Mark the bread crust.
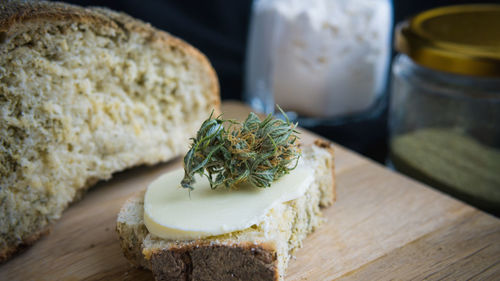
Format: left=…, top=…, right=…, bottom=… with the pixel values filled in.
left=0, top=0, right=220, bottom=262
left=0, top=225, right=51, bottom=262
left=150, top=242, right=279, bottom=281
left=314, top=139, right=336, bottom=203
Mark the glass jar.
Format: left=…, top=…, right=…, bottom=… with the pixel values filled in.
left=244, top=0, right=393, bottom=125
left=389, top=5, right=500, bottom=214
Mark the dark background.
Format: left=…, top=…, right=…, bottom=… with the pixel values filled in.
left=62, top=0, right=500, bottom=163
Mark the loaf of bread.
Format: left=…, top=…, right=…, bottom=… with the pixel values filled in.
left=0, top=0, right=219, bottom=262
left=116, top=141, right=335, bottom=281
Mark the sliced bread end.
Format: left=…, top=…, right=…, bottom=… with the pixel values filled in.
left=0, top=0, right=219, bottom=262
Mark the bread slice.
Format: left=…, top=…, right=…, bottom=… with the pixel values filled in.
left=116, top=140, right=335, bottom=281
left=0, top=1, right=219, bottom=262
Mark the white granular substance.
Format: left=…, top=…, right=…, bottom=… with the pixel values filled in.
left=246, top=0, right=392, bottom=118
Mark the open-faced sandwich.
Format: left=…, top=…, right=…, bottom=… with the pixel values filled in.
left=117, top=111, right=336, bottom=281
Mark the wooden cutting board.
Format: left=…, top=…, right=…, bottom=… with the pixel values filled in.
left=1, top=101, right=499, bottom=280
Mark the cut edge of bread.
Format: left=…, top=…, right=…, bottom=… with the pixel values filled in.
left=0, top=1, right=220, bottom=109
left=0, top=0, right=220, bottom=262
left=116, top=140, right=336, bottom=281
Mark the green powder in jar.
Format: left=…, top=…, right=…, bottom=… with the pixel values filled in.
left=391, top=128, right=500, bottom=213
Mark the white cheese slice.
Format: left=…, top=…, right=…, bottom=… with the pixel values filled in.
left=144, top=160, right=314, bottom=240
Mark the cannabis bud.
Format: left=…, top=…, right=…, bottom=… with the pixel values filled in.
left=181, top=108, right=301, bottom=190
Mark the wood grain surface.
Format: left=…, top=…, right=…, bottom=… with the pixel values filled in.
left=1, top=101, right=499, bottom=281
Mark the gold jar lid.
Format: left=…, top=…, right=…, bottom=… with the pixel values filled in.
left=395, top=4, right=500, bottom=77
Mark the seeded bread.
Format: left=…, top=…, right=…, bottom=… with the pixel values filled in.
left=0, top=0, right=220, bottom=262
left=116, top=140, right=335, bottom=281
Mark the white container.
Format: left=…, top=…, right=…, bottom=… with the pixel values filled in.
left=244, top=0, right=393, bottom=121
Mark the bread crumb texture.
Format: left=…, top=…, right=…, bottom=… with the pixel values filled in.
left=0, top=1, right=219, bottom=260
